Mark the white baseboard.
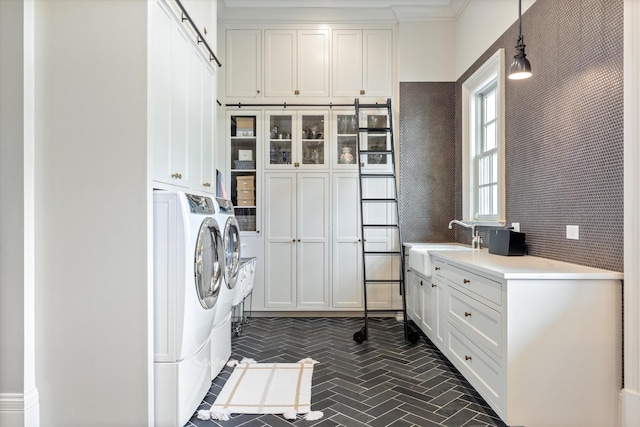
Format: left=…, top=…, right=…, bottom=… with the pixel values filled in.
left=621, top=389, right=640, bottom=427
left=0, top=389, right=40, bottom=427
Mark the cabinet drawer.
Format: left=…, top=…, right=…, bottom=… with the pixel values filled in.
left=432, top=258, right=446, bottom=280
left=444, top=264, right=502, bottom=306
left=448, top=325, right=502, bottom=412
left=448, top=287, right=502, bottom=358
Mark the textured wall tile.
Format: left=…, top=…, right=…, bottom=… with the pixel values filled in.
left=399, top=82, right=457, bottom=243
left=454, top=0, right=624, bottom=271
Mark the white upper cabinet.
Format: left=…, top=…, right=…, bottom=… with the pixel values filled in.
left=226, top=30, right=262, bottom=98
left=150, top=0, right=218, bottom=192
left=264, top=29, right=329, bottom=97
left=332, top=29, right=393, bottom=98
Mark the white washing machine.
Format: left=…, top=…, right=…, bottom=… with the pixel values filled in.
left=153, top=190, right=223, bottom=427
left=209, top=197, right=241, bottom=379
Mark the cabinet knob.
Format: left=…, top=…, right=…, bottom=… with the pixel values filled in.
left=435, top=266, right=441, bottom=271
left=464, top=311, right=472, bottom=317
left=360, top=89, right=365, bottom=95
left=171, top=173, right=182, bottom=179
left=257, top=89, right=261, bottom=94
left=256, top=230, right=260, bottom=234
left=202, top=182, right=211, bottom=187
left=431, top=283, right=436, bottom=288
left=292, top=239, right=296, bottom=242
left=294, top=89, right=300, bottom=95
left=463, top=278, right=471, bottom=284
left=297, top=239, right=301, bottom=242
left=203, top=26, right=208, bottom=36
left=294, top=162, right=300, bottom=167
left=419, top=280, right=423, bottom=286
left=465, top=355, right=472, bottom=361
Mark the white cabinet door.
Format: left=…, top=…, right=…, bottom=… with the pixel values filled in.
left=265, top=30, right=329, bottom=97
left=420, top=274, right=436, bottom=336
left=297, top=30, right=329, bottom=97
left=151, top=0, right=189, bottom=187
left=226, top=29, right=261, bottom=98
left=187, top=44, right=204, bottom=190
left=363, top=30, right=393, bottom=97
left=265, top=30, right=296, bottom=97
left=362, top=178, right=402, bottom=309
left=332, top=30, right=363, bottom=97
left=199, top=63, right=216, bottom=192
left=264, top=172, right=329, bottom=310
left=264, top=173, right=297, bottom=308
left=332, top=29, right=393, bottom=98
left=150, top=0, right=173, bottom=185
left=332, top=173, right=362, bottom=308
left=265, top=111, right=329, bottom=170
left=297, top=173, right=329, bottom=308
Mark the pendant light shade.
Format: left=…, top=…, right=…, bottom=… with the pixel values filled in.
left=508, top=0, right=532, bottom=80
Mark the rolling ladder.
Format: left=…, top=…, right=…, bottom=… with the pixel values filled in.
left=352, top=98, right=420, bottom=344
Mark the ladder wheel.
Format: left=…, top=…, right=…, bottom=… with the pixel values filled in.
left=407, top=327, right=420, bottom=344
left=353, top=327, right=366, bottom=344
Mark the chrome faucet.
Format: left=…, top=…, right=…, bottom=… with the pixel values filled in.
left=448, top=220, right=481, bottom=249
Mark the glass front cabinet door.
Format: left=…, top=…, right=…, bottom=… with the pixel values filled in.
left=228, top=112, right=260, bottom=233
left=332, top=111, right=358, bottom=168
left=265, top=111, right=328, bottom=170
left=359, top=110, right=392, bottom=171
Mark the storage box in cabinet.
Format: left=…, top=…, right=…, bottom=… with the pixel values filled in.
left=236, top=214, right=256, bottom=230
left=444, top=264, right=502, bottom=306
left=236, top=176, right=255, bottom=190
left=238, top=149, right=253, bottom=161
left=236, top=199, right=255, bottom=207
left=234, top=160, right=255, bottom=169
left=448, top=286, right=502, bottom=358
left=236, top=117, right=254, bottom=136
left=236, top=189, right=254, bottom=200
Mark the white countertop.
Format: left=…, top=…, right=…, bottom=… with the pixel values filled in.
left=404, top=242, right=623, bottom=280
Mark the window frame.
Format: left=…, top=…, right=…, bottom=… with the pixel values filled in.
left=461, top=49, right=506, bottom=226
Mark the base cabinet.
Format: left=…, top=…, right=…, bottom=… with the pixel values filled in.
left=424, top=252, right=622, bottom=427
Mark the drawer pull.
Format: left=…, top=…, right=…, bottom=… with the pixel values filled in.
left=420, top=280, right=423, bottom=287
left=171, top=173, right=182, bottom=179
left=431, top=283, right=436, bottom=288
left=435, top=266, right=441, bottom=271
left=463, top=278, right=471, bottom=284
left=464, top=311, right=472, bottom=317
left=465, top=355, right=472, bottom=361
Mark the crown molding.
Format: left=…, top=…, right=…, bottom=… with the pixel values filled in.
left=218, top=0, right=471, bottom=23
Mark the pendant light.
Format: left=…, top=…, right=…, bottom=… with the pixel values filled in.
left=509, top=0, right=532, bottom=80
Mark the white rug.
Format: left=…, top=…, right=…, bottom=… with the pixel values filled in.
left=197, top=358, right=323, bottom=421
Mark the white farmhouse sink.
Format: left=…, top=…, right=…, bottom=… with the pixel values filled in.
left=408, top=244, right=474, bottom=277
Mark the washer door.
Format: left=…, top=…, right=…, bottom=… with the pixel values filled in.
left=223, top=216, right=241, bottom=290
left=194, top=217, right=223, bottom=309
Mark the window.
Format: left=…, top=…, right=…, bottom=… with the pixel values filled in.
left=462, top=49, right=505, bottom=225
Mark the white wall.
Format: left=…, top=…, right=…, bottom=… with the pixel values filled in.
left=455, top=0, right=535, bottom=79
left=34, top=1, right=151, bottom=425
left=398, top=20, right=456, bottom=81
left=0, top=0, right=39, bottom=425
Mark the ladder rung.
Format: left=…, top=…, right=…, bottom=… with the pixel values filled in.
left=362, top=198, right=397, bottom=203
left=358, top=103, right=390, bottom=109
left=365, top=279, right=403, bottom=284
left=360, top=173, right=395, bottom=178
left=359, top=150, right=393, bottom=155
left=364, top=250, right=401, bottom=255
left=359, top=127, right=391, bottom=133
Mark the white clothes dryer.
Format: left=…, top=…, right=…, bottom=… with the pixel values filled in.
left=153, top=190, right=223, bottom=427
left=210, top=197, right=241, bottom=379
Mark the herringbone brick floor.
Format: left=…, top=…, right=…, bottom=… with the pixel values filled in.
left=186, top=317, right=507, bottom=427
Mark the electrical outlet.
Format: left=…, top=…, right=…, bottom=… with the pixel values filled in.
left=566, top=225, right=579, bottom=240
left=512, top=222, right=520, bottom=232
